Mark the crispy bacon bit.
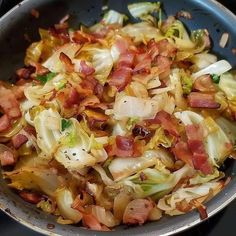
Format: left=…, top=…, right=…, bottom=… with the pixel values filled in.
left=0, top=150, right=15, bottom=166
left=156, top=39, right=177, bottom=58
left=19, top=191, right=42, bottom=204
left=82, top=213, right=104, bottom=231
left=0, top=86, right=21, bottom=119
left=123, top=199, right=154, bottom=225
left=186, top=124, right=213, bottom=175
left=133, top=53, right=152, bottom=74
left=106, top=135, right=143, bottom=157
left=108, top=67, right=132, bottom=91
left=31, top=9, right=39, bottom=18
left=155, top=56, right=172, bottom=79
left=16, top=67, right=35, bottom=80
left=193, top=75, right=216, bottom=92
left=176, top=199, right=192, bottom=212
left=116, top=135, right=134, bottom=152
left=59, top=52, right=74, bottom=72
left=114, top=37, right=132, bottom=54
left=80, top=61, right=95, bottom=76
left=188, top=92, right=220, bottom=109
left=72, top=31, right=96, bottom=44
left=12, top=134, right=28, bottom=149
left=147, top=39, right=159, bottom=60
left=148, top=111, right=179, bottom=137
left=172, top=141, right=193, bottom=167
left=64, top=87, right=80, bottom=108
left=117, top=53, right=135, bottom=68
left=0, top=115, right=11, bottom=132
left=30, top=62, right=49, bottom=75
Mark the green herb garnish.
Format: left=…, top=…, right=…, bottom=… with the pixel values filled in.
left=211, top=74, right=220, bottom=84
left=61, top=119, right=72, bottom=132
left=36, top=72, right=57, bottom=85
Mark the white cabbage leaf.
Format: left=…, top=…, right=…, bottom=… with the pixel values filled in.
left=34, top=109, right=63, bottom=155
left=109, top=150, right=179, bottom=181
left=122, top=164, right=194, bottom=199
left=74, top=44, right=113, bottom=84
left=158, top=181, right=224, bottom=216
left=128, top=2, right=160, bottom=19
left=24, top=73, right=66, bottom=105
left=43, top=43, right=81, bottom=73
left=121, top=22, right=163, bottom=44
left=55, top=187, right=82, bottom=223
left=4, top=167, right=60, bottom=197
left=219, top=73, right=236, bottom=101
left=103, top=9, right=127, bottom=25
left=112, top=95, right=161, bottom=120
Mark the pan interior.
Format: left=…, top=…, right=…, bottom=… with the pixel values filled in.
left=0, top=0, right=236, bottom=235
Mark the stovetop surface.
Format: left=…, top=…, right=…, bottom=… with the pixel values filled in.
left=0, top=0, right=236, bottom=235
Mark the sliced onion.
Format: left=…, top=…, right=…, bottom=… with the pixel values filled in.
left=91, top=205, right=119, bottom=227
left=192, top=60, right=232, bottom=80
left=113, top=191, right=132, bottom=221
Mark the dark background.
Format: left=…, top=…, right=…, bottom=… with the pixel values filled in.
left=0, top=0, right=236, bottom=235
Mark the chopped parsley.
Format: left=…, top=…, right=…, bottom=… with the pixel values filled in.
left=211, top=74, right=220, bottom=84
left=61, top=119, right=72, bottom=132
left=36, top=72, right=57, bottom=85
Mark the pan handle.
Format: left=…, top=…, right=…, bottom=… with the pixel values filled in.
left=0, top=0, right=22, bottom=17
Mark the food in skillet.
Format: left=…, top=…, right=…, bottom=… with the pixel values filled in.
left=0, top=1, right=236, bottom=230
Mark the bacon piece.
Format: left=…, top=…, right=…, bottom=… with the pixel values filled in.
left=133, top=53, right=152, bottom=74
left=108, top=67, right=132, bottom=91
left=80, top=61, right=95, bottom=76
left=16, top=67, right=35, bottom=80
left=12, top=134, right=28, bottom=149
left=185, top=124, right=213, bottom=174
left=0, top=150, right=15, bottom=166
left=19, top=191, right=42, bottom=204
left=148, top=111, right=179, bottom=137
left=72, top=31, right=96, bottom=44
left=172, top=141, right=193, bottom=167
left=147, top=39, right=159, bottom=60
left=193, top=75, right=216, bottom=92
left=59, top=52, right=74, bottom=72
left=82, top=213, right=104, bottom=231
left=156, top=39, right=177, bottom=58
left=188, top=92, right=220, bottom=109
left=64, top=87, right=80, bottom=108
left=114, top=37, right=132, bottom=54
left=123, top=199, right=154, bottom=225
left=29, top=62, right=49, bottom=75
left=0, top=115, right=11, bottom=132
left=185, top=124, right=204, bottom=141
left=192, top=152, right=212, bottom=175
left=106, top=136, right=143, bottom=157
left=116, top=135, right=134, bottom=153
left=155, top=56, right=172, bottom=79
left=80, top=76, right=98, bottom=93
left=117, top=53, right=135, bottom=68
left=49, top=27, right=70, bottom=43
left=0, top=86, right=21, bottom=119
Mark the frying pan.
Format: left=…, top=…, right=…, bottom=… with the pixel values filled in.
left=0, top=0, right=236, bottom=235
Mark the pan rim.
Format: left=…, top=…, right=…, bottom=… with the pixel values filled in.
left=0, top=0, right=236, bottom=235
